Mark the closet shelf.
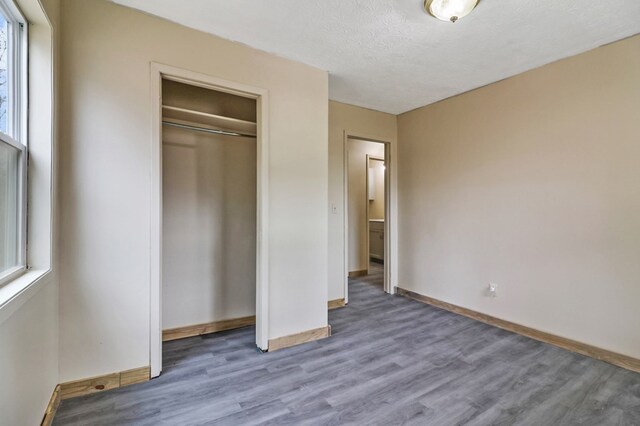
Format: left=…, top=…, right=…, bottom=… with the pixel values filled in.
left=162, top=105, right=256, bottom=135
left=163, top=118, right=256, bottom=138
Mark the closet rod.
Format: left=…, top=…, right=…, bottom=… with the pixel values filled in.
left=162, top=120, right=256, bottom=138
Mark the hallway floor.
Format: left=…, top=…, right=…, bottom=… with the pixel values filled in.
left=53, top=270, right=640, bottom=425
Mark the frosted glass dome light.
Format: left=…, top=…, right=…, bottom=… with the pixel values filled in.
left=425, top=0, right=479, bottom=23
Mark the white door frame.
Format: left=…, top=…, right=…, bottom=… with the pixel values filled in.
left=343, top=132, right=395, bottom=303
left=150, top=63, right=270, bottom=377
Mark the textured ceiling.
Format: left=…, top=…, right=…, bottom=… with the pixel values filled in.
left=111, top=0, right=640, bottom=114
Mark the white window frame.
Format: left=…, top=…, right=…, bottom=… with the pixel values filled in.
left=0, top=0, right=27, bottom=288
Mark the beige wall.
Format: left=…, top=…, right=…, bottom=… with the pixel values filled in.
left=347, top=139, right=384, bottom=272
left=328, top=101, right=397, bottom=301
left=398, top=35, right=640, bottom=358
left=58, top=0, right=328, bottom=382
left=0, top=276, right=58, bottom=426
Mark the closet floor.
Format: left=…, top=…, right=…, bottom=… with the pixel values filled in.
left=53, top=271, right=639, bottom=425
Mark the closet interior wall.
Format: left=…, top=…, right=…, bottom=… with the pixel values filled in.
left=161, top=79, right=257, bottom=333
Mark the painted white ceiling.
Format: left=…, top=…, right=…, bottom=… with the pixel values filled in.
left=111, top=0, right=640, bottom=114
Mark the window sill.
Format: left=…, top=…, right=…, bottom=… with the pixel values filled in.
left=0, top=268, right=52, bottom=326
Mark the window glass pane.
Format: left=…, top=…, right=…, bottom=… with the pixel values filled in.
left=0, top=141, right=19, bottom=274
left=0, top=12, right=7, bottom=135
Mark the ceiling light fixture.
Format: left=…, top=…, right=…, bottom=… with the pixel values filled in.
left=424, top=0, right=479, bottom=23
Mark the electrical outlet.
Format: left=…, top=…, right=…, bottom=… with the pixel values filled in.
left=487, top=282, right=498, bottom=297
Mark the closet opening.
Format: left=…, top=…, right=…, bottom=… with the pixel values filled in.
left=161, top=78, right=257, bottom=346
left=150, top=65, right=271, bottom=378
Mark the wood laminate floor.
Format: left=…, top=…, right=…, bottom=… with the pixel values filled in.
left=53, top=266, right=640, bottom=425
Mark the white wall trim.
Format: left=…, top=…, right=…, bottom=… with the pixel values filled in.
left=149, top=63, right=270, bottom=377
left=343, top=131, right=397, bottom=300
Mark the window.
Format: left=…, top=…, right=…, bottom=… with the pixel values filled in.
left=0, top=0, right=25, bottom=286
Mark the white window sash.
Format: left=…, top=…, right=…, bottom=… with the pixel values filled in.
left=0, top=0, right=27, bottom=287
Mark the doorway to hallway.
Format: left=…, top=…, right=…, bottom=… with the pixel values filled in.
left=345, top=138, right=388, bottom=297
